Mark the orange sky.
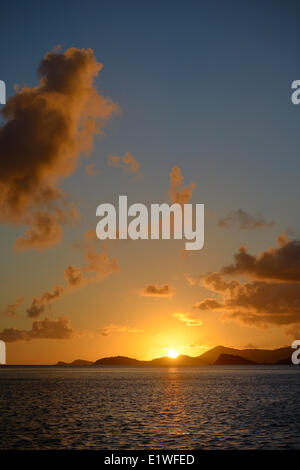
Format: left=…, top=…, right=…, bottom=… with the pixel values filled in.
left=0, top=46, right=298, bottom=364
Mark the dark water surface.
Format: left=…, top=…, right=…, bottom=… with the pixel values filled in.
left=0, top=366, right=299, bottom=449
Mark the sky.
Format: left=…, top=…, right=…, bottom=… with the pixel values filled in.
left=1, top=0, right=300, bottom=364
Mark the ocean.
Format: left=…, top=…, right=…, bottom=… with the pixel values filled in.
left=0, top=365, right=299, bottom=450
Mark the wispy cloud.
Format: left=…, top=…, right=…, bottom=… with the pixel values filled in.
left=85, top=163, right=101, bottom=176
left=173, top=311, right=203, bottom=326
left=98, top=324, right=143, bottom=336
left=25, top=231, right=119, bottom=318
left=169, top=166, right=196, bottom=204
left=1, top=297, right=24, bottom=318
left=107, top=152, right=143, bottom=180
left=218, top=209, right=275, bottom=230
left=140, top=284, right=175, bottom=298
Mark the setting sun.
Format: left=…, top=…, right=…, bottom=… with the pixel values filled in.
left=167, top=349, right=179, bottom=359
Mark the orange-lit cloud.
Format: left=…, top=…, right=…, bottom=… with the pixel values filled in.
left=85, top=163, right=101, bottom=176
left=169, top=166, right=196, bottom=204
left=25, top=232, right=119, bottom=318
left=218, top=209, right=275, bottom=230
left=0, top=316, right=74, bottom=342
left=27, top=285, right=65, bottom=318
left=98, top=324, right=143, bottom=336
left=173, top=311, right=203, bottom=326
left=0, top=47, right=118, bottom=250
left=140, top=284, right=175, bottom=297
left=193, top=273, right=300, bottom=329
left=193, top=298, right=223, bottom=310
left=222, top=236, right=300, bottom=283
left=107, top=152, right=143, bottom=180
left=2, top=297, right=24, bottom=318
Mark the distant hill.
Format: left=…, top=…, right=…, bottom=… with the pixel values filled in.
left=214, top=353, right=257, bottom=365
left=56, top=359, right=93, bottom=366
left=197, top=345, right=292, bottom=365
left=55, top=345, right=294, bottom=367
left=94, top=356, right=141, bottom=366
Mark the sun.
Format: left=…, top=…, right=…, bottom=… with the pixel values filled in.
left=167, top=349, right=179, bottom=359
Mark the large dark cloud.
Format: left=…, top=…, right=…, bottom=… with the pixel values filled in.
left=0, top=47, right=118, bottom=250
left=0, top=317, right=74, bottom=342
left=193, top=272, right=300, bottom=329
left=222, top=236, right=300, bottom=283
left=190, top=235, right=300, bottom=333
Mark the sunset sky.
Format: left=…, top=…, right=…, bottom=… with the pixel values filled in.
left=1, top=1, right=300, bottom=364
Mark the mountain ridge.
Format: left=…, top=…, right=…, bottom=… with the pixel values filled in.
left=55, top=345, right=293, bottom=366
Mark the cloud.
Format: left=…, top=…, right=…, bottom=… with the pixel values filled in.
left=64, top=265, right=83, bottom=288
left=190, top=235, right=300, bottom=333
left=107, top=152, right=143, bottom=180
left=140, top=284, right=175, bottom=297
left=195, top=272, right=300, bottom=328
left=15, top=212, right=63, bottom=251
left=218, top=209, right=275, bottom=230
left=23, top=232, right=119, bottom=318
left=284, top=324, right=300, bottom=339
left=193, top=298, right=223, bottom=310
left=14, top=210, right=77, bottom=251
left=173, top=311, right=203, bottom=326
left=26, top=285, right=65, bottom=318
left=1, top=297, right=24, bottom=318
left=98, top=324, right=143, bottom=336
left=222, top=236, right=300, bottom=283
left=169, top=166, right=196, bottom=204
left=0, top=316, right=74, bottom=342
left=85, top=163, right=101, bottom=176
left=65, top=237, right=119, bottom=289
left=0, top=47, right=118, bottom=250
left=201, top=271, right=240, bottom=293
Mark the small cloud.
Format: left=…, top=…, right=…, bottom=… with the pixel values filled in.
left=169, top=166, right=196, bottom=204
left=277, top=231, right=290, bottom=247
left=107, top=152, right=143, bottom=180
left=193, top=298, right=223, bottom=310
left=218, top=209, right=275, bottom=230
left=140, top=284, right=175, bottom=298
left=64, top=265, right=83, bottom=288
left=98, top=324, right=143, bottom=337
left=2, top=297, right=24, bottom=318
left=173, top=311, right=203, bottom=326
left=26, top=285, right=65, bottom=318
left=86, top=163, right=101, bottom=176
left=185, top=273, right=202, bottom=286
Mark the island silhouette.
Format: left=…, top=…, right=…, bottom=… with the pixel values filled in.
left=55, top=345, right=294, bottom=367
